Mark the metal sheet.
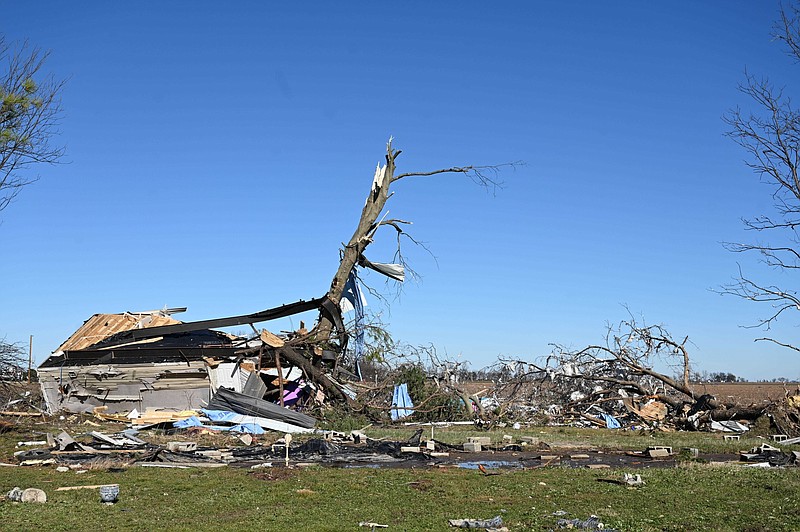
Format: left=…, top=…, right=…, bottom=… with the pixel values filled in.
left=206, top=386, right=316, bottom=429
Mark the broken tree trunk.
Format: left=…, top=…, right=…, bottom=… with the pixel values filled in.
left=313, top=143, right=398, bottom=343
left=312, top=139, right=504, bottom=346
left=278, top=346, right=353, bottom=406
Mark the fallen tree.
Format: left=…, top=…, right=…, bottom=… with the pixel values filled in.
left=498, top=317, right=769, bottom=429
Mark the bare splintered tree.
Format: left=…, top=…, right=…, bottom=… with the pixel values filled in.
left=540, top=318, right=696, bottom=411
left=1, top=36, right=65, bottom=213
left=312, top=139, right=513, bottom=345
left=721, top=3, right=800, bottom=351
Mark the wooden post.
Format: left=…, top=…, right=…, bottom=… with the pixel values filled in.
left=275, top=351, right=285, bottom=407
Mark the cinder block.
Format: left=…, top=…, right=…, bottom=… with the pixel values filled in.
left=195, top=450, right=222, bottom=458
left=463, top=442, right=482, bottom=452
left=647, top=446, right=672, bottom=455
left=167, top=441, right=197, bottom=452
left=468, top=437, right=491, bottom=446
left=647, top=448, right=670, bottom=458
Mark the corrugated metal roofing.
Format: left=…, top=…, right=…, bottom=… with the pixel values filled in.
left=55, top=313, right=181, bottom=352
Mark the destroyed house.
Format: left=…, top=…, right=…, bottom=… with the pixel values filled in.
left=37, top=298, right=330, bottom=415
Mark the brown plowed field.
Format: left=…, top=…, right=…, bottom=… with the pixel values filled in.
left=690, top=382, right=799, bottom=404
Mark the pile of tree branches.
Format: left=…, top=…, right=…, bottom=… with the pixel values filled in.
left=494, top=317, right=769, bottom=430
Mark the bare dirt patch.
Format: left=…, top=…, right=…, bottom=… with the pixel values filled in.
left=690, top=382, right=799, bottom=405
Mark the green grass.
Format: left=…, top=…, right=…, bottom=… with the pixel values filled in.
left=2, top=419, right=799, bottom=530
left=1, top=463, right=799, bottom=531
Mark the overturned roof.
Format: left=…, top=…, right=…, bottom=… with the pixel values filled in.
left=54, top=311, right=184, bottom=352
left=40, top=298, right=336, bottom=369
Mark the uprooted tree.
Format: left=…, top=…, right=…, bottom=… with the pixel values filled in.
left=497, top=317, right=767, bottom=429
left=721, top=2, right=800, bottom=353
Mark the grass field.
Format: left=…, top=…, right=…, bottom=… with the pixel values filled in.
left=1, top=454, right=799, bottom=531
left=1, top=418, right=799, bottom=531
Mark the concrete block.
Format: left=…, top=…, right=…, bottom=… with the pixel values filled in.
left=772, top=434, right=789, bottom=442
left=723, top=435, right=740, bottom=441
left=195, top=450, right=221, bottom=458
left=468, top=437, right=491, bottom=446
left=463, top=442, right=482, bottom=452
left=520, top=436, right=539, bottom=445
left=425, top=440, right=435, bottom=451
left=167, top=441, right=197, bottom=452
left=647, top=448, right=670, bottom=458
left=647, top=446, right=672, bottom=455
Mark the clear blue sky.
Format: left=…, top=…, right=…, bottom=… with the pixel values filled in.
left=1, top=2, right=798, bottom=380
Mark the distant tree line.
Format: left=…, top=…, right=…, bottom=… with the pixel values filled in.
left=689, top=370, right=798, bottom=383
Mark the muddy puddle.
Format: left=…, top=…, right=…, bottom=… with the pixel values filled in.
left=228, top=438, right=747, bottom=470
left=237, top=447, right=740, bottom=470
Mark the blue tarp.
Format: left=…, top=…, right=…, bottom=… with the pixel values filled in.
left=227, top=423, right=266, bottom=434
left=600, top=413, right=621, bottom=429
left=391, top=383, right=414, bottom=421
left=173, top=416, right=203, bottom=428
left=343, top=270, right=366, bottom=372
left=202, top=409, right=239, bottom=423
left=172, top=413, right=265, bottom=434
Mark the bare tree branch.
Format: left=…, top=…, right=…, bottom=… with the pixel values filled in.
left=513, top=317, right=698, bottom=412
left=755, top=336, right=800, bottom=353
left=721, top=4, right=800, bottom=351
left=0, top=337, right=26, bottom=380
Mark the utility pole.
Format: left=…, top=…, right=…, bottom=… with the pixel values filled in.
left=28, top=335, right=33, bottom=384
